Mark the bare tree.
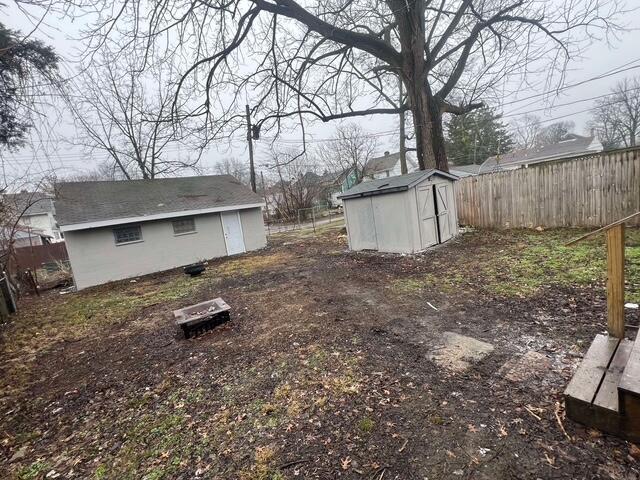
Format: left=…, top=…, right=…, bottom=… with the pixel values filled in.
left=69, top=50, right=202, bottom=179
left=510, top=114, right=540, bottom=149
left=44, top=161, right=125, bottom=186
left=54, top=0, right=624, bottom=172
left=0, top=180, right=52, bottom=294
left=267, top=149, right=322, bottom=218
left=590, top=77, right=640, bottom=148
left=536, top=121, right=575, bottom=146
left=511, top=115, right=575, bottom=149
left=316, top=123, right=377, bottom=182
left=213, top=157, right=250, bottom=184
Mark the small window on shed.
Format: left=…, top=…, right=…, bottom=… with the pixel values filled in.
left=113, top=225, right=142, bottom=245
left=172, top=217, right=196, bottom=235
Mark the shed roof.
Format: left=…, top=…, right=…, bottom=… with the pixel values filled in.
left=339, top=169, right=457, bottom=200
left=55, top=175, right=264, bottom=230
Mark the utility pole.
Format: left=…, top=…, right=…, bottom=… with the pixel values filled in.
left=245, top=104, right=257, bottom=192
left=260, top=171, right=271, bottom=224
left=473, top=132, right=478, bottom=165
left=398, top=76, right=407, bottom=174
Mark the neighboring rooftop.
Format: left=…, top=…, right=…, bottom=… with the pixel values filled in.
left=449, top=164, right=482, bottom=177
left=339, top=169, right=457, bottom=200
left=482, top=134, right=603, bottom=172
left=3, top=191, right=55, bottom=216
left=55, top=175, right=264, bottom=229
left=299, top=170, right=343, bottom=185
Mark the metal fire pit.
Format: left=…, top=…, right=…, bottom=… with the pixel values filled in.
left=173, top=298, right=231, bottom=338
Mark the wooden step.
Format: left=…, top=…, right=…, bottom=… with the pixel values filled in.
left=595, top=340, right=633, bottom=411
left=565, top=334, right=619, bottom=408
left=618, top=335, right=640, bottom=436
left=565, top=334, right=640, bottom=442
left=619, top=333, right=640, bottom=399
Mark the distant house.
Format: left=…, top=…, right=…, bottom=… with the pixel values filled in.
left=3, top=191, right=62, bottom=241
left=481, top=134, right=603, bottom=173
left=55, top=175, right=266, bottom=290
left=7, top=226, right=52, bottom=248
left=363, top=151, right=418, bottom=180
left=297, top=169, right=359, bottom=208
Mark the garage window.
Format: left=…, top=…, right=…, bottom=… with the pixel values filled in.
left=172, top=217, right=196, bottom=235
left=113, top=225, right=142, bottom=245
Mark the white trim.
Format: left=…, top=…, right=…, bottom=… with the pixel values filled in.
left=115, top=239, right=144, bottom=247
left=60, top=202, right=265, bottom=232
left=173, top=230, right=198, bottom=237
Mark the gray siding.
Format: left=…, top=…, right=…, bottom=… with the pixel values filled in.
left=240, top=207, right=267, bottom=251
left=371, top=192, right=413, bottom=253
left=344, top=197, right=377, bottom=250
left=66, top=208, right=265, bottom=290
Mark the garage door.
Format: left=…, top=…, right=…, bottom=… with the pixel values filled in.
left=416, top=185, right=438, bottom=249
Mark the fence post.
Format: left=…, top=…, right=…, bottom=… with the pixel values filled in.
left=0, top=287, right=8, bottom=323
left=606, top=223, right=625, bottom=338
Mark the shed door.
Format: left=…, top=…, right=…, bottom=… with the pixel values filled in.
left=416, top=186, right=438, bottom=249
left=436, top=184, right=453, bottom=243
left=221, top=211, right=246, bottom=255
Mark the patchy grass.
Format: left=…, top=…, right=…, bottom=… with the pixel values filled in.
left=358, top=417, right=375, bottom=434
left=239, top=446, right=283, bottom=480
left=275, top=220, right=345, bottom=240
left=391, top=229, right=640, bottom=300
left=216, top=252, right=293, bottom=276
left=0, top=271, right=220, bottom=399
left=0, top=250, right=298, bottom=399
left=17, top=461, right=50, bottom=480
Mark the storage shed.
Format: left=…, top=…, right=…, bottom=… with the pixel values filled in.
left=339, top=170, right=458, bottom=253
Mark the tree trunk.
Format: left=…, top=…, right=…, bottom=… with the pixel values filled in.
left=396, top=0, right=449, bottom=172
left=406, top=83, right=449, bottom=172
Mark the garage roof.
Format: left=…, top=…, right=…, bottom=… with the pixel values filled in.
left=338, top=169, right=457, bottom=200
left=55, top=175, right=264, bottom=231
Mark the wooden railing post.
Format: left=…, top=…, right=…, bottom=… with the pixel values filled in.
left=606, top=223, right=625, bottom=338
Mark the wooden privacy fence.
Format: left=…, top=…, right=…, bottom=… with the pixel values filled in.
left=13, top=242, right=69, bottom=272
left=455, top=147, right=640, bottom=228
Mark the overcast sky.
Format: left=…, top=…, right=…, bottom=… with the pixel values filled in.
left=3, top=2, right=640, bottom=185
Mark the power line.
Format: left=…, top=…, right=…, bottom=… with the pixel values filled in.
left=501, top=60, right=640, bottom=109
left=7, top=59, right=640, bottom=168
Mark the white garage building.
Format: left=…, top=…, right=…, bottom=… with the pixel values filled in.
left=55, top=175, right=266, bottom=290
left=339, top=169, right=458, bottom=253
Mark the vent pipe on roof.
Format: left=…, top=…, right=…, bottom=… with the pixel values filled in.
left=384, top=151, right=390, bottom=156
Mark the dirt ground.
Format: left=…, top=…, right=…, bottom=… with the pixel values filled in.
left=1, top=224, right=640, bottom=480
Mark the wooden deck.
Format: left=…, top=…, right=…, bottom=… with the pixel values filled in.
left=565, top=334, right=640, bottom=441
